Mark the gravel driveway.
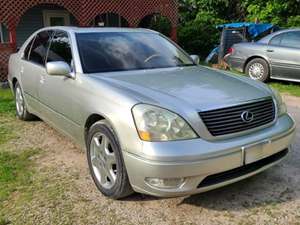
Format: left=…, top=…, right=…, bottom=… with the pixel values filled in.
left=3, top=95, right=300, bottom=225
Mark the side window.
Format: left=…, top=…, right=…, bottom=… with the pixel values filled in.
left=29, top=30, right=53, bottom=66
left=23, top=36, right=35, bottom=60
left=280, top=31, right=300, bottom=48
left=46, top=30, right=73, bottom=66
left=269, top=33, right=283, bottom=46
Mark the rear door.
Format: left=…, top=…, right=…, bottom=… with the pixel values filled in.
left=267, top=31, right=300, bottom=80
left=20, top=30, right=53, bottom=112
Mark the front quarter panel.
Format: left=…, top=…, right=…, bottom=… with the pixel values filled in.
left=8, top=53, right=21, bottom=88
left=73, top=75, right=143, bottom=154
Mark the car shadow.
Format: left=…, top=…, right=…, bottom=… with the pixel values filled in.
left=178, top=171, right=295, bottom=211
left=123, top=162, right=298, bottom=211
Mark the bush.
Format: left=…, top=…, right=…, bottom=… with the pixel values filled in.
left=287, top=16, right=300, bottom=27
left=178, top=11, right=225, bottom=58
left=148, top=16, right=172, bottom=37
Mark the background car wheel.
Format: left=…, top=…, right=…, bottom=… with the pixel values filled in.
left=87, top=121, right=133, bottom=199
left=245, top=58, right=270, bottom=82
left=14, top=82, right=35, bottom=121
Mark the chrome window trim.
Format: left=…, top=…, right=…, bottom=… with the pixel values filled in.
left=46, top=29, right=76, bottom=73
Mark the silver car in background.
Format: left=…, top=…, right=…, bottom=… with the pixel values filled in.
left=8, top=27, right=295, bottom=199
left=225, top=29, right=300, bottom=82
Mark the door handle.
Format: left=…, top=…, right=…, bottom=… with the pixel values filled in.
left=20, top=66, right=24, bottom=75
left=40, top=76, right=45, bottom=84
left=267, top=49, right=274, bottom=52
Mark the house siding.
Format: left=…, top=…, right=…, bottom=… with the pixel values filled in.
left=16, top=4, right=78, bottom=47
left=0, top=0, right=178, bottom=81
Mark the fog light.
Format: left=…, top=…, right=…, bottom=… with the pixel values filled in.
left=145, top=177, right=185, bottom=189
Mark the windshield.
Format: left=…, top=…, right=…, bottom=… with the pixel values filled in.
left=76, top=32, right=195, bottom=73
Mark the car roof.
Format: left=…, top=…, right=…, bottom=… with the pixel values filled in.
left=259, top=28, right=300, bottom=43
left=37, top=26, right=158, bottom=34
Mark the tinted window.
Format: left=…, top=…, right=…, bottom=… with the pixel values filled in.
left=23, top=37, right=35, bottom=60
left=270, top=33, right=283, bottom=46
left=76, top=32, right=195, bottom=73
left=281, top=31, right=300, bottom=48
left=47, top=30, right=72, bottom=65
left=29, top=31, right=53, bottom=65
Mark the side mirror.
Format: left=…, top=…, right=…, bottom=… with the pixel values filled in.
left=190, top=55, right=200, bottom=64
left=46, top=61, right=73, bottom=77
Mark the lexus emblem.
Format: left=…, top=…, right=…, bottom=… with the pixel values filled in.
left=241, top=111, right=254, bottom=123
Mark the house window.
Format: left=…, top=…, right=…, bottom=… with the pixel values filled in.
left=93, top=13, right=129, bottom=27
left=0, top=23, right=9, bottom=43
left=0, top=24, right=3, bottom=43
left=43, top=10, right=70, bottom=27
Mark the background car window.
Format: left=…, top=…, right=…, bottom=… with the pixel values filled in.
left=23, top=36, right=35, bottom=60
left=280, top=31, right=300, bottom=48
left=269, top=33, right=283, bottom=46
left=29, top=30, right=53, bottom=66
left=46, top=30, right=72, bottom=66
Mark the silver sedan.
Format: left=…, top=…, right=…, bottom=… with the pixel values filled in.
left=225, top=29, right=300, bottom=83
left=8, top=27, right=296, bottom=199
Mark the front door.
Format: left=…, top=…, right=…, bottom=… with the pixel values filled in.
left=38, top=30, right=81, bottom=140
left=267, top=31, right=300, bottom=80
left=43, top=10, right=70, bottom=27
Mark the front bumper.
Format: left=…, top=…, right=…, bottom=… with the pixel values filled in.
left=123, top=114, right=296, bottom=197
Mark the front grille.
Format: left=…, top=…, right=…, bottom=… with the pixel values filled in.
left=199, top=98, right=276, bottom=136
left=197, top=149, right=288, bottom=188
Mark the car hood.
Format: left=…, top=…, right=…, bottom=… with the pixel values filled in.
left=90, top=66, right=272, bottom=111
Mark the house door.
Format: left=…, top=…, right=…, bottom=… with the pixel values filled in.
left=43, top=10, right=70, bottom=27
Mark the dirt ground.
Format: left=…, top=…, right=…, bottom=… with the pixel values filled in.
left=3, top=95, right=300, bottom=225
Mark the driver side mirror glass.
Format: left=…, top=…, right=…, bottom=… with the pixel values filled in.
left=190, top=55, right=200, bottom=64
left=46, top=61, right=72, bottom=77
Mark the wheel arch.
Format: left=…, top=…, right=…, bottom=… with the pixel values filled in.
left=84, top=113, right=120, bottom=147
left=12, top=77, right=18, bottom=90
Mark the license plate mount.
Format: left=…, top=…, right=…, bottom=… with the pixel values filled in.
left=243, top=140, right=272, bottom=164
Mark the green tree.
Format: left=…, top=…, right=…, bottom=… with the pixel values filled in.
left=178, top=0, right=300, bottom=58
left=178, top=11, right=225, bottom=57
left=243, top=0, right=300, bottom=27
left=149, top=16, right=172, bottom=37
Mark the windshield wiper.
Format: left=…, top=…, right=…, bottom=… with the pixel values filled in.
left=179, top=63, right=196, bottom=67
left=173, top=56, right=195, bottom=67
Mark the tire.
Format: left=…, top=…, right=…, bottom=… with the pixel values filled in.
left=245, top=58, right=270, bottom=82
left=14, top=82, right=35, bottom=121
left=87, top=121, right=133, bottom=199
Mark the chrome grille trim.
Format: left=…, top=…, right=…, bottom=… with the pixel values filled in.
left=199, top=98, right=276, bottom=136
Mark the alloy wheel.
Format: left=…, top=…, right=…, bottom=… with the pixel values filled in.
left=90, top=132, right=117, bottom=189
left=15, top=86, right=24, bottom=116
left=248, top=63, right=265, bottom=80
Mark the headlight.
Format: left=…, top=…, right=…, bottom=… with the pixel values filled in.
left=132, top=104, right=198, bottom=141
left=272, top=88, right=287, bottom=116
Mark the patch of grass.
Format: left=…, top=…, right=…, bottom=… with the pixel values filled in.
left=0, top=124, right=15, bottom=145
left=0, top=88, right=17, bottom=145
left=269, top=81, right=300, bottom=97
left=0, top=148, right=39, bottom=225
left=0, top=89, right=15, bottom=117
left=1, top=166, right=77, bottom=225
left=0, top=218, right=10, bottom=225
left=0, top=149, right=39, bottom=202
